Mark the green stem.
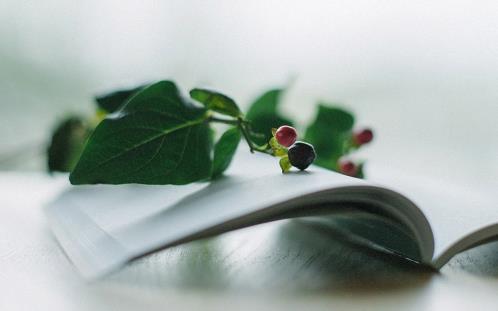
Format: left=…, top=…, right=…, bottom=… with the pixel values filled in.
left=237, top=122, right=255, bottom=153
left=238, top=120, right=272, bottom=155
left=209, top=115, right=272, bottom=155
left=208, top=116, right=239, bottom=125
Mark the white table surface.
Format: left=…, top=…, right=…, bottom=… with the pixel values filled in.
left=2, top=172, right=498, bottom=311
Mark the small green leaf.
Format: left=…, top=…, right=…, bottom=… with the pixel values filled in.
left=245, top=89, right=294, bottom=145
left=47, top=116, right=91, bottom=172
left=279, top=156, right=292, bottom=173
left=269, top=137, right=287, bottom=157
left=95, top=85, right=145, bottom=113
left=70, top=81, right=212, bottom=185
left=211, top=127, right=241, bottom=179
left=190, top=88, right=242, bottom=117
left=304, top=104, right=355, bottom=170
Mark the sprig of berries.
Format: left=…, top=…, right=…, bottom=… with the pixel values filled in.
left=338, top=158, right=358, bottom=176
left=335, top=127, right=374, bottom=177
left=269, top=126, right=316, bottom=173
left=353, top=128, right=374, bottom=146
left=47, top=80, right=375, bottom=185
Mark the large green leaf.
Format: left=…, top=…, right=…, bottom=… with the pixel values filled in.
left=304, top=104, right=355, bottom=170
left=189, top=88, right=242, bottom=117
left=95, top=85, right=145, bottom=113
left=211, top=127, right=241, bottom=179
left=245, top=89, right=294, bottom=145
left=70, top=81, right=212, bottom=185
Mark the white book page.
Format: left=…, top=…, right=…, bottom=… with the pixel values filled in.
left=46, top=150, right=429, bottom=279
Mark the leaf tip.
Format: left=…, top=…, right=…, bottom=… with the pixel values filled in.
left=68, top=172, right=80, bottom=185
left=68, top=166, right=88, bottom=185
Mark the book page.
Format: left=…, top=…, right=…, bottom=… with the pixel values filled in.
left=369, top=169, right=497, bottom=268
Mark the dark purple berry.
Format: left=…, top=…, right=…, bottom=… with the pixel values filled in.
left=353, top=128, right=374, bottom=146
left=275, top=125, right=297, bottom=147
left=287, top=141, right=316, bottom=170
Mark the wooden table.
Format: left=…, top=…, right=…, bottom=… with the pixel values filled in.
left=2, top=172, right=498, bottom=310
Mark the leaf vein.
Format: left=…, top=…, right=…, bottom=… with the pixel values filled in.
left=88, top=118, right=204, bottom=172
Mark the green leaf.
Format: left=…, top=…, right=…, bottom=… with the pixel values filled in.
left=95, top=85, right=145, bottom=113
left=47, top=116, right=91, bottom=172
left=211, top=127, right=241, bottom=179
left=279, top=156, right=292, bottom=173
left=245, top=89, right=294, bottom=145
left=304, top=104, right=355, bottom=170
left=70, top=81, right=212, bottom=185
left=190, top=88, right=242, bottom=117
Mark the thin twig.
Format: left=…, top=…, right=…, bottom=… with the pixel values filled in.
left=209, top=115, right=272, bottom=155
left=238, top=122, right=255, bottom=153
left=208, top=116, right=239, bottom=125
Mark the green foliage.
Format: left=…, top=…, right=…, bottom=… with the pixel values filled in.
left=190, top=88, right=242, bottom=117
left=245, top=89, right=294, bottom=145
left=47, top=116, right=90, bottom=172
left=70, top=81, right=213, bottom=185
left=304, top=104, right=355, bottom=170
left=211, top=127, right=241, bottom=179
left=46, top=80, right=371, bottom=185
left=95, top=85, right=145, bottom=113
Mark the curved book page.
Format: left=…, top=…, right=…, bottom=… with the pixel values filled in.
left=46, top=151, right=435, bottom=279
left=370, top=170, right=497, bottom=269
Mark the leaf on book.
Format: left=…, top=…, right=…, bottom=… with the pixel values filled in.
left=245, top=89, right=295, bottom=145
left=211, top=127, right=241, bottom=179
left=95, top=85, right=145, bottom=113
left=70, top=81, right=212, bottom=185
left=189, top=88, right=242, bottom=117
left=304, top=104, right=354, bottom=170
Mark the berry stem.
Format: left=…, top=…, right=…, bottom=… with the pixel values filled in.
left=237, top=122, right=254, bottom=153
left=238, top=119, right=272, bottom=155
left=209, top=115, right=272, bottom=155
left=208, top=116, right=239, bottom=126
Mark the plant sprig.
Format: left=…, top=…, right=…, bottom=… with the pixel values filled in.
left=47, top=80, right=374, bottom=184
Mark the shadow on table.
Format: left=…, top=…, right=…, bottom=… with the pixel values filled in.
left=269, top=219, right=434, bottom=292
left=107, top=219, right=435, bottom=293
left=443, top=240, right=498, bottom=277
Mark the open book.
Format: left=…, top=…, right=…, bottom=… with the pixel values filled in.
left=46, top=150, right=496, bottom=279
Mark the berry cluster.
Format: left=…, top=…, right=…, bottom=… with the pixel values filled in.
left=269, top=125, right=374, bottom=176
left=337, top=128, right=374, bottom=177
left=270, top=126, right=316, bottom=173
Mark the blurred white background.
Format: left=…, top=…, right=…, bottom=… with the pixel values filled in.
left=0, top=0, right=497, bottom=193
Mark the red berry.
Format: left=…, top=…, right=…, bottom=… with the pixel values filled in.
left=353, top=128, right=374, bottom=145
left=275, top=125, right=297, bottom=147
left=338, top=158, right=357, bottom=176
